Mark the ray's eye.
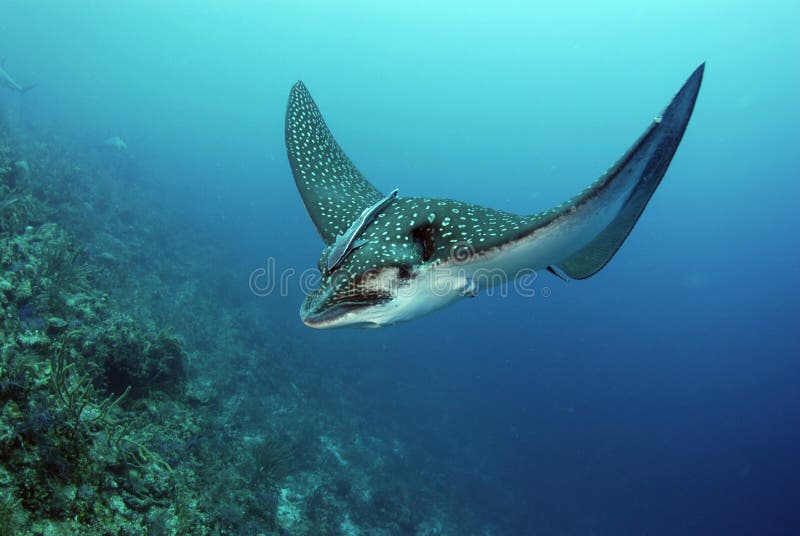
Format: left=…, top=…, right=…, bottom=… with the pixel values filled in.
left=411, top=223, right=436, bottom=262
left=397, top=264, right=412, bottom=280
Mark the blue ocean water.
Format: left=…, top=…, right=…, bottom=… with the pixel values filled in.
left=2, top=1, right=798, bottom=534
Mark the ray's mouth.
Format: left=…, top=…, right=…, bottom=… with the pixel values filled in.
left=301, top=302, right=369, bottom=328
left=300, top=289, right=392, bottom=328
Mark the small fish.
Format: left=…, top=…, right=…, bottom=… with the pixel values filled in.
left=0, top=58, right=36, bottom=94
left=285, top=64, right=705, bottom=328
left=103, top=136, right=129, bottom=151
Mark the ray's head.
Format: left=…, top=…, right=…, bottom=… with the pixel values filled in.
left=299, top=215, right=471, bottom=329
left=300, top=240, right=420, bottom=328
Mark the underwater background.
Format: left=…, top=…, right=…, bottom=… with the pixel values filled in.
left=1, top=1, right=798, bottom=534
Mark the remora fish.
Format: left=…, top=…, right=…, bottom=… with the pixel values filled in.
left=0, top=59, right=36, bottom=94
left=286, top=64, right=704, bottom=328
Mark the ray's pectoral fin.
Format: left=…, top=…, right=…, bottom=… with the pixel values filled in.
left=285, top=81, right=386, bottom=245
left=554, top=63, right=705, bottom=279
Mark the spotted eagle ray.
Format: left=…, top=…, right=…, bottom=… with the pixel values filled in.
left=286, top=64, right=704, bottom=328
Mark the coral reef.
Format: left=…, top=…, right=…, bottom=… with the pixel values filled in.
left=1, top=123, right=204, bottom=533
left=0, top=120, right=488, bottom=535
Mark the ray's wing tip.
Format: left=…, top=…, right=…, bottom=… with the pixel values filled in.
left=690, top=62, right=705, bottom=85
left=290, top=80, right=309, bottom=96
left=683, top=62, right=705, bottom=95
left=659, top=62, right=705, bottom=125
